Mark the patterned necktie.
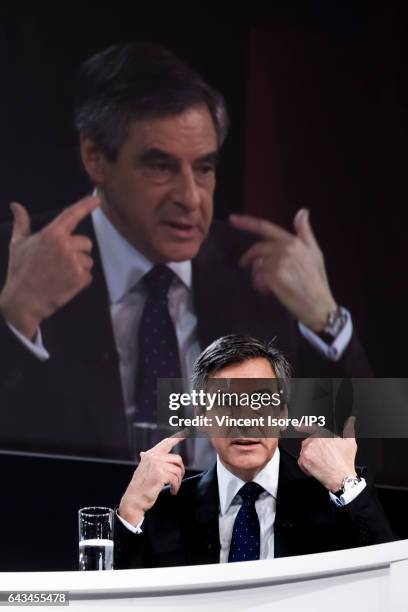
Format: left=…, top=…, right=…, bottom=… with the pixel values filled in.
left=135, top=265, right=182, bottom=423
left=228, top=482, right=264, bottom=562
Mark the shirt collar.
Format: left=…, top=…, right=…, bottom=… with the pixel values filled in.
left=217, top=447, right=280, bottom=516
left=91, top=206, right=192, bottom=304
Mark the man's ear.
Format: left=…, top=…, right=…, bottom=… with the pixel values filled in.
left=79, top=134, right=107, bottom=184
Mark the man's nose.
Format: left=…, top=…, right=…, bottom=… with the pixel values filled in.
left=172, top=168, right=201, bottom=211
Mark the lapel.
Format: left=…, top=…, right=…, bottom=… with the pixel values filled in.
left=66, top=215, right=118, bottom=361
left=274, top=447, right=331, bottom=557
left=44, top=214, right=129, bottom=459
left=274, top=447, right=302, bottom=558
left=193, top=221, right=255, bottom=348
left=147, top=465, right=220, bottom=567
left=188, top=464, right=220, bottom=565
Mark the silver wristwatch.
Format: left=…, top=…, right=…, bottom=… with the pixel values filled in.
left=323, top=306, right=348, bottom=340
left=334, top=475, right=361, bottom=497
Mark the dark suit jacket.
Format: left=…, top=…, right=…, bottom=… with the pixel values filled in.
left=0, top=214, right=372, bottom=459
left=114, top=448, right=397, bottom=569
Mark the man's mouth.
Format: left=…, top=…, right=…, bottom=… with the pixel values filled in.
left=231, top=439, right=261, bottom=448
left=161, top=220, right=199, bottom=238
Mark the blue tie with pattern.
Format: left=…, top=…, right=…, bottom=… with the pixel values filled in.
left=135, top=265, right=182, bottom=423
left=228, top=482, right=264, bottom=562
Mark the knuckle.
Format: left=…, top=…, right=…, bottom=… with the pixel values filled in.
left=302, top=446, right=312, bottom=460
left=41, top=226, right=61, bottom=243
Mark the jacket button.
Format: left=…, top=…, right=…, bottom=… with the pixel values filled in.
left=360, top=529, right=369, bottom=541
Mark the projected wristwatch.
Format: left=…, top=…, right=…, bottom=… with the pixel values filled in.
left=318, top=306, right=348, bottom=343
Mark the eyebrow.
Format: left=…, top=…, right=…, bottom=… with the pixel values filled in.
left=138, top=147, right=220, bottom=166
left=193, top=151, right=220, bottom=166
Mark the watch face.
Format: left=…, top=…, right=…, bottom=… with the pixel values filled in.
left=343, top=477, right=360, bottom=492
left=325, top=310, right=346, bottom=336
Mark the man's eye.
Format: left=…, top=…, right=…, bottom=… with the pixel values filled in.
left=196, top=164, right=215, bottom=176
left=151, top=163, right=172, bottom=173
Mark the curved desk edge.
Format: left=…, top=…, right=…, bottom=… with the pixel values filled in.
left=1, top=540, right=407, bottom=598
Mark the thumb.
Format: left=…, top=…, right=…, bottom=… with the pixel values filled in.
left=10, top=202, right=31, bottom=244
left=342, top=415, right=356, bottom=439
left=293, top=208, right=318, bottom=248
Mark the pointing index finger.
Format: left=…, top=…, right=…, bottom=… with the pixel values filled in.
left=342, top=416, right=356, bottom=439
left=294, top=423, right=334, bottom=438
left=49, top=196, right=100, bottom=233
left=151, top=429, right=189, bottom=454
left=229, top=213, right=293, bottom=242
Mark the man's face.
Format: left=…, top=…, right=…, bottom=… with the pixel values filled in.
left=86, top=104, right=218, bottom=263
left=209, top=357, right=280, bottom=481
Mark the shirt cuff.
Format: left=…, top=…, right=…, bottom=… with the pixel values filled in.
left=329, top=477, right=367, bottom=507
left=298, top=307, right=353, bottom=362
left=116, top=510, right=144, bottom=534
left=7, top=322, right=50, bottom=361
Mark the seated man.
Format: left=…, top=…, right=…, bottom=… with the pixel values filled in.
left=114, top=335, right=396, bottom=568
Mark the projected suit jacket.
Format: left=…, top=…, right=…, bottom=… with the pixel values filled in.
left=0, top=214, right=371, bottom=460
left=113, top=448, right=397, bottom=568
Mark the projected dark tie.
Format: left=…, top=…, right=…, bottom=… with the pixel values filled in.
left=228, top=482, right=264, bottom=562
left=135, top=265, right=181, bottom=423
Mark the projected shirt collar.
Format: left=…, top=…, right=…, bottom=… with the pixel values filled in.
left=92, top=206, right=192, bottom=304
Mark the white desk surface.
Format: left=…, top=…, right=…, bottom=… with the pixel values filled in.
left=1, top=540, right=407, bottom=598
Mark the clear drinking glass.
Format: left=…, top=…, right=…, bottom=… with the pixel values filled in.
left=78, top=506, right=114, bottom=570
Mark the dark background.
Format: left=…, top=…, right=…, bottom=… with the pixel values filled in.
left=0, top=2, right=407, bottom=570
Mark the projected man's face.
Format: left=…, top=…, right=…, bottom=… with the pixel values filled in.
left=209, top=358, right=282, bottom=481
left=81, top=104, right=218, bottom=263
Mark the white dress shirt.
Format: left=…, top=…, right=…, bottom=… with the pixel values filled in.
left=91, top=206, right=201, bottom=421
left=217, top=451, right=279, bottom=561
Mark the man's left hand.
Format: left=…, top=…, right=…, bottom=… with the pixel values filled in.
left=229, top=209, right=337, bottom=332
left=296, top=416, right=358, bottom=492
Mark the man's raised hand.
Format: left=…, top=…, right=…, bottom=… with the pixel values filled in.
left=296, top=416, right=358, bottom=492
left=0, top=196, right=100, bottom=340
left=118, top=432, right=188, bottom=528
left=229, top=208, right=338, bottom=332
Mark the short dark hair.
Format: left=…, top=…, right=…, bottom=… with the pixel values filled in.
left=192, top=334, right=292, bottom=390
left=74, top=42, right=229, bottom=160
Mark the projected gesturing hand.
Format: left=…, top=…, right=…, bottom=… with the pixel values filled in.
left=118, top=432, right=188, bottom=527
left=296, top=416, right=358, bottom=492
left=0, top=196, right=100, bottom=340
left=229, top=208, right=337, bottom=332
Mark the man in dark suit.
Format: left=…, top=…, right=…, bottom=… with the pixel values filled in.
left=0, top=43, right=370, bottom=463
left=114, top=335, right=395, bottom=569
